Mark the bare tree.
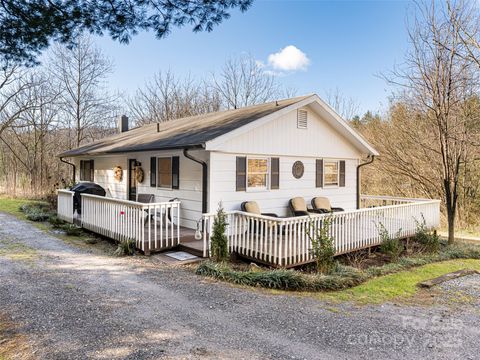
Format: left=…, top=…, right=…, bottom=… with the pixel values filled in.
left=0, top=64, right=36, bottom=137
left=129, top=55, right=295, bottom=125
left=128, top=70, right=221, bottom=125
left=446, top=0, right=480, bottom=67
left=212, top=55, right=280, bottom=109
left=0, top=71, right=62, bottom=193
left=48, top=35, right=118, bottom=148
left=325, top=87, right=360, bottom=120
left=382, top=1, right=480, bottom=243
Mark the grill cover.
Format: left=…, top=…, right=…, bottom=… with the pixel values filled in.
left=71, top=183, right=106, bottom=214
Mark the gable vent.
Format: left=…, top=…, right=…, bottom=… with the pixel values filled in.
left=297, top=109, right=308, bottom=129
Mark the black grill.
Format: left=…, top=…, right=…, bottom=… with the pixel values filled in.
left=70, top=183, right=106, bottom=214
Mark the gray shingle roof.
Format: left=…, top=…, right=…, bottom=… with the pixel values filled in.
left=59, top=95, right=312, bottom=157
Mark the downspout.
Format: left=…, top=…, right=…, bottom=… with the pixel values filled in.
left=183, top=148, right=208, bottom=214
left=60, top=157, right=76, bottom=186
left=356, top=155, right=375, bottom=209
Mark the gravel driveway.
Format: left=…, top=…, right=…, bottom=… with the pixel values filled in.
left=0, top=212, right=479, bottom=360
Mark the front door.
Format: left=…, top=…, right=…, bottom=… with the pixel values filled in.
left=128, top=159, right=138, bottom=201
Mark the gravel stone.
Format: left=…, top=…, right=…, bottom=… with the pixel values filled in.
left=439, top=274, right=480, bottom=298
left=0, top=212, right=479, bottom=359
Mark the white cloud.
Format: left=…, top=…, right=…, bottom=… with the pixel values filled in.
left=255, top=60, right=266, bottom=69
left=267, top=45, right=310, bottom=71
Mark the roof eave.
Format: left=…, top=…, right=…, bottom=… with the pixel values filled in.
left=57, top=143, right=206, bottom=158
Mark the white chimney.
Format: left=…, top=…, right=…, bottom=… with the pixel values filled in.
left=118, top=115, right=129, bottom=133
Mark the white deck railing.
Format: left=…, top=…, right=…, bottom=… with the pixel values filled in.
left=202, top=196, right=441, bottom=266
left=360, top=194, right=434, bottom=207
left=81, top=194, right=181, bottom=254
left=57, top=189, right=74, bottom=223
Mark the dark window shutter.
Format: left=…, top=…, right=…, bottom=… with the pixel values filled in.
left=89, top=160, right=94, bottom=181
left=172, top=156, right=180, bottom=189
left=79, top=160, right=84, bottom=181
left=150, top=157, right=156, bottom=187
left=339, top=160, right=346, bottom=187
left=271, top=157, right=279, bottom=189
left=236, top=156, right=246, bottom=191
left=316, top=159, right=323, bottom=188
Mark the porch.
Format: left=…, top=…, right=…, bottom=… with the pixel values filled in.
left=57, top=190, right=441, bottom=266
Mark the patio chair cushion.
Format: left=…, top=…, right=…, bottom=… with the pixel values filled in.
left=243, top=201, right=261, bottom=215
left=312, top=197, right=332, bottom=212
left=137, top=193, right=154, bottom=203
left=290, top=197, right=308, bottom=212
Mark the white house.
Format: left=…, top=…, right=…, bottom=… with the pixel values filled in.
left=57, top=94, right=440, bottom=265
left=59, top=95, right=377, bottom=227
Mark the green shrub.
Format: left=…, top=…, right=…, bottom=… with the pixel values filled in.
left=114, top=239, right=136, bottom=256
left=196, top=261, right=366, bottom=291
left=311, top=272, right=366, bottom=291
left=414, top=215, right=440, bottom=253
left=19, top=202, right=50, bottom=214
left=25, top=208, right=51, bottom=222
left=48, top=215, right=65, bottom=228
left=307, top=217, right=336, bottom=274
left=60, top=223, right=83, bottom=236
left=196, top=261, right=307, bottom=290
left=441, top=244, right=480, bottom=259
left=20, top=202, right=52, bottom=222
left=210, top=203, right=229, bottom=262
left=196, top=243, right=480, bottom=292
left=377, top=223, right=403, bottom=261
left=19, top=204, right=32, bottom=213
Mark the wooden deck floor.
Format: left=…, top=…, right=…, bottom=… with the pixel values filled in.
left=143, top=225, right=198, bottom=254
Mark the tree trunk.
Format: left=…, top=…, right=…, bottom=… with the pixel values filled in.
left=447, top=209, right=455, bottom=244
left=445, top=179, right=457, bottom=245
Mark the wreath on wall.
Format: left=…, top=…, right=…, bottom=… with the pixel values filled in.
left=134, top=166, right=144, bottom=183
left=113, top=166, right=123, bottom=182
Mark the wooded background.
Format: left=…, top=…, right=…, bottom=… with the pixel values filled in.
left=1, top=1, right=480, bottom=239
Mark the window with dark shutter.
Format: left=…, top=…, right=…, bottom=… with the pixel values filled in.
left=172, top=156, right=180, bottom=189
left=89, top=160, right=94, bottom=182
left=157, top=157, right=172, bottom=188
left=79, top=160, right=85, bottom=181
left=236, top=156, right=246, bottom=191
left=79, top=160, right=94, bottom=181
left=339, top=160, right=346, bottom=187
left=150, top=157, right=156, bottom=187
left=316, top=159, right=323, bottom=188
left=271, top=157, right=279, bottom=189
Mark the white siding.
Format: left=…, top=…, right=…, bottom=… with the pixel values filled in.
left=209, top=152, right=358, bottom=216
left=72, top=104, right=365, bottom=227
left=209, top=105, right=363, bottom=159
left=134, top=149, right=207, bottom=229
left=74, top=149, right=207, bottom=229
left=74, top=156, right=128, bottom=199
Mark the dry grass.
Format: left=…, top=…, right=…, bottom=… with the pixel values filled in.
left=0, top=315, right=34, bottom=360
left=0, top=238, right=37, bottom=264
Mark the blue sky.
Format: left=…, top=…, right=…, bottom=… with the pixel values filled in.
left=96, top=0, right=414, bottom=115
